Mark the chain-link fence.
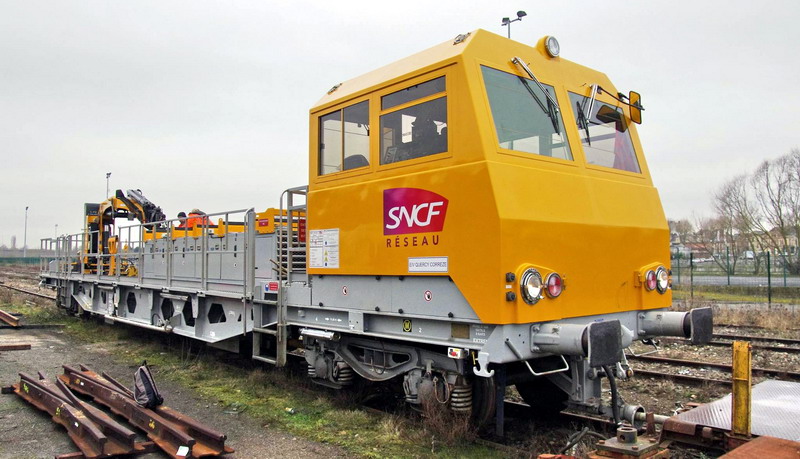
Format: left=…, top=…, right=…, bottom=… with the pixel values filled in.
left=672, top=249, right=800, bottom=303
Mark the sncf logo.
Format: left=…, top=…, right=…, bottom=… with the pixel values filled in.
left=383, top=188, right=449, bottom=235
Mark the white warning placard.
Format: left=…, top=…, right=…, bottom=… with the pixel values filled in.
left=408, top=256, right=448, bottom=273
left=309, top=228, right=339, bottom=268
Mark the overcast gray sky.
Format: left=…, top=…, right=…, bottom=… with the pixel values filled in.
left=2, top=1, right=799, bottom=246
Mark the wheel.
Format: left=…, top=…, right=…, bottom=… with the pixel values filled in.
left=471, top=375, right=496, bottom=426
left=515, top=377, right=568, bottom=415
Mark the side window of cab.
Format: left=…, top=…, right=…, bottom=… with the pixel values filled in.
left=379, top=76, right=447, bottom=165
left=318, top=100, right=370, bottom=175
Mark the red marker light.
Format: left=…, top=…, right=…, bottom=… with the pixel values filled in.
left=645, top=270, right=657, bottom=291
left=545, top=273, right=563, bottom=298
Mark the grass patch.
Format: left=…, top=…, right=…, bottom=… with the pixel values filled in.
left=672, top=286, right=800, bottom=304
left=672, top=294, right=800, bottom=332
left=0, top=290, right=63, bottom=324
left=126, top=344, right=499, bottom=457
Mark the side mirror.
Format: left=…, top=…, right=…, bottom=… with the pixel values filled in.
left=629, top=91, right=642, bottom=124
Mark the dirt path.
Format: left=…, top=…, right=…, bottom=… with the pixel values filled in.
left=0, top=327, right=347, bottom=459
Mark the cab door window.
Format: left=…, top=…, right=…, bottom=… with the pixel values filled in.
left=318, top=100, right=370, bottom=175
left=380, top=76, right=447, bottom=165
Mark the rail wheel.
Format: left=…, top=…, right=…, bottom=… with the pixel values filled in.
left=515, top=377, right=568, bottom=415
left=471, top=374, right=496, bottom=426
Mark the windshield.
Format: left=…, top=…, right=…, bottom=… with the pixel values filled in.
left=481, top=66, right=572, bottom=160
left=568, top=92, right=640, bottom=173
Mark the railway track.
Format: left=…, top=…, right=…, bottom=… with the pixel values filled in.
left=659, top=336, right=800, bottom=354
left=716, top=323, right=800, bottom=333
left=628, top=354, right=800, bottom=382
left=0, top=281, right=55, bottom=300
left=633, top=368, right=731, bottom=387
left=630, top=329, right=800, bottom=388
left=713, top=332, right=800, bottom=346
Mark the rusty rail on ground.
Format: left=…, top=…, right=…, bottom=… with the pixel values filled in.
left=0, top=343, right=31, bottom=351
left=12, top=372, right=156, bottom=458
left=0, top=308, right=20, bottom=327
left=60, top=364, right=233, bottom=458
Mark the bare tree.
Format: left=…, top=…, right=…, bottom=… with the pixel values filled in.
left=748, top=149, right=800, bottom=273
left=688, top=148, right=800, bottom=275
left=693, top=215, right=738, bottom=273
left=712, top=174, right=765, bottom=274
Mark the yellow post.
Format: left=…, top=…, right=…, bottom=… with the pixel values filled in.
left=731, top=340, right=752, bottom=437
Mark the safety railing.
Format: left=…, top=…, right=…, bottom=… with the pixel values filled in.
left=40, top=208, right=257, bottom=301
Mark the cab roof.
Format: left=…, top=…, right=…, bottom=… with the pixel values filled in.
left=311, top=30, right=474, bottom=112
left=310, top=29, right=616, bottom=114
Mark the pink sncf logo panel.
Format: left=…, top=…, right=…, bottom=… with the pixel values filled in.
left=383, top=188, right=449, bottom=235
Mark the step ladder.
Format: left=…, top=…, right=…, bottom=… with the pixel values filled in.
left=252, top=185, right=307, bottom=367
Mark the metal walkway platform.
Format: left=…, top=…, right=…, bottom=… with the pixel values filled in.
left=663, top=380, right=800, bottom=448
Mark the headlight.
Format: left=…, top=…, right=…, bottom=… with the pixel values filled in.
left=644, top=270, right=657, bottom=291
left=544, top=36, right=560, bottom=58
left=545, top=272, right=563, bottom=298
left=520, top=268, right=543, bottom=304
left=656, top=266, right=669, bottom=293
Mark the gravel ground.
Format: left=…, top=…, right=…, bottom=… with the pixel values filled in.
left=619, top=326, right=800, bottom=416
left=0, top=324, right=347, bottom=459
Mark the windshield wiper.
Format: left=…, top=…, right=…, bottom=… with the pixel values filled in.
left=575, top=84, right=601, bottom=145
left=511, top=57, right=561, bottom=135
left=575, top=101, right=591, bottom=146
left=586, top=84, right=598, bottom=127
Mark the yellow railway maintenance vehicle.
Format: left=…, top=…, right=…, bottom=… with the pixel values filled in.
left=41, top=29, right=711, bottom=428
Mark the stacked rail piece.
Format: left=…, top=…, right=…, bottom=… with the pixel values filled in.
left=8, top=364, right=233, bottom=459
left=0, top=307, right=20, bottom=328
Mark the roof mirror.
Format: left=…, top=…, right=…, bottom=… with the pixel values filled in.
left=629, top=91, right=642, bottom=124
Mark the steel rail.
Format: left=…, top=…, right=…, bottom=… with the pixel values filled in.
left=659, top=337, right=800, bottom=354
left=13, top=372, right=152, bottom=458
left=80, top=364, right=228, bottom=446
left=628, top=354, right=800, bottom=381
left=0, top=281, right=56, bottom=300
left=0, top=343, right=31, bottom=351
left=712, top=333, right=800, bottom=346
left=45, top=374, right=156, bottom=456
left=60, top=365, right=233, bottom=458
left=634, top=369, right=731, bottom=387
left=715, top=323, right=800, bottom=332
left=0, top=308, right=20, bottom=327
left=60, top=365, right=197, bottom=458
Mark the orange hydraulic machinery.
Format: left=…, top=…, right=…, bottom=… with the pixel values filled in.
left=83, top=189, right=168, bottom=275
